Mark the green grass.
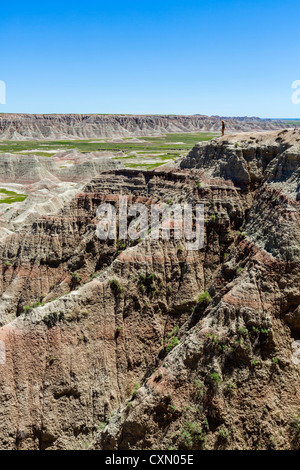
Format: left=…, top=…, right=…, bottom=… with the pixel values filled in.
left=0, top=132, right=216, bottom=155
left=0, top=188, right=28, bottom=204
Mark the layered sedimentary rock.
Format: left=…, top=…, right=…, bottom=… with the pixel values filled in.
left=0, top=130, right=299, bottom=450
left=0, top=114, right=293, bottom=140
left=0, top=150, right=121, bottom=238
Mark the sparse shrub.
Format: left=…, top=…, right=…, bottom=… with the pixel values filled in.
left=219, top=426, right=230, bottom=440
left=272, top=357, right=279, bottom=365
left=166, top=336, right=180, bottom=353
left=238, top=327, right=248, bottom=337
left=261, top=328, right=269, bottom=335
left=43, top=311, right=64, bottom=328
left=5, top=261, right=11, bottom=267
left=32, top=301, right=45, bottom=308
left=224, top=380, right=237, bottom=395
left=166, top=325, right=180, bottom=340
left=109, top=278, right=124, bottom=296
left=71, top=272, right=81, bottom=285
left=48, top=356, right=56, bottom=365
left=197, top=291, right=212, bottom=309
left=206, top=333, right=220, bottom=343
left=203, top=418, right=209, bottom=432
left=196, top=180, right=201, bottom=188
left=269, top=436, right=277, bottom=449
left=24, top=300, right=45, bottom=314
left=116, top=241, right=126, bottom=250
left=138, top=272, right=156, bottom=294
left=132, top=383, right=140, bottom=398
left=290, top=414, right=300, bottom=438
left=205, top=333, right=229, bottom=354
left=180, top=422, right=205, bottom=449
left=116, top=326, right=122, bottom=334
left=209, top=372, right=221, bottom=386
left=64, top=307, right=89, bottom=322
left=251, top=326, right=260, bottom=335
left=195, top=379, right=205, bottom=399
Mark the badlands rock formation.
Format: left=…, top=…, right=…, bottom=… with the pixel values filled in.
left=0, top=114, right=293, bottom=140
left=0, top=149, right=121, bottom=238
left=0, top=129, right=299, bottom=450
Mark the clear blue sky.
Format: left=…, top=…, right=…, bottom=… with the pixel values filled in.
left=1, top=0, right=299, bottom=117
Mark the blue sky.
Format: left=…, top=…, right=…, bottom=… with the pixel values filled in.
left=1, top=0, right=299, bottom=117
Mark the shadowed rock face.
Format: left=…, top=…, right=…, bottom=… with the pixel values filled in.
left=0, top=114, right=293, bottom=140
left=0, top=130, right=299, bottom=450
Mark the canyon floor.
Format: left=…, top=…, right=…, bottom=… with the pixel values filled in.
left=0, top=126, right=299, bottom=450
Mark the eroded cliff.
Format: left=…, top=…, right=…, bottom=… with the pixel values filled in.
left=0, top=114, right=293, bottom=140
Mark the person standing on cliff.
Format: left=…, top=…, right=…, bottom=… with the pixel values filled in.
left=222, top=120, right=225, bottom=136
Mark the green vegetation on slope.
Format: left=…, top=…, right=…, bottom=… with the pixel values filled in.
left=0, top=188, right=28, bottom=204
